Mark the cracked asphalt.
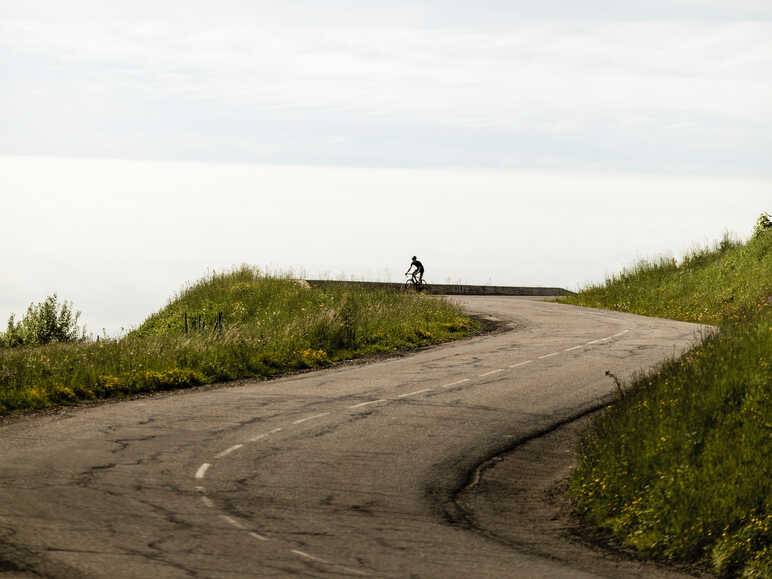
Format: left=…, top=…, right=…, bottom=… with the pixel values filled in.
left=0, top=297, right=707, bottom=578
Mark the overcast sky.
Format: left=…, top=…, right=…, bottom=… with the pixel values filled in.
left=3, top=0, right=772, bottom=173
left=1, top=1, right=771, bottom=334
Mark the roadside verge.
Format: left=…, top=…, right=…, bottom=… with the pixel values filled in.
left=454, top=414, right=711, bottom=578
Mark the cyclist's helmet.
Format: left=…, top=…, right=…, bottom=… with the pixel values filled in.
left=412, top=256, right=417, bottom=260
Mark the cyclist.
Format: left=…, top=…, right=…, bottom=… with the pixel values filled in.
left=405, top=256, right=425, bottom=284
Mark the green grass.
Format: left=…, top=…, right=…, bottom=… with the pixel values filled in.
left=0, top=266, right=478, bottom=414
left=562, top=231, right=771, bottom=577
left=561, top=233, right=769, bottom=324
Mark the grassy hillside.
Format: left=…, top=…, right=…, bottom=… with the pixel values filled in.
left=564, top=232, right=769, bottom=324
left=0, top=267, right=477, bottom=414
left=562, top=223, right=771, bottom=577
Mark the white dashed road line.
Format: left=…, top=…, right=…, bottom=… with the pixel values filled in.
left=249, top=428, right=282, bottom=442
left=348, top=399, right=387, bottom=409
left=397, top=388, right=432, bottom=398
left=190, top=325, right=633, bottom=576
left=441, top=378, right=471, bottom=388
left=195, top=463, right=211, bottom=480
left=290, top=548, right=370, bottom=576
left=291, top=549, right=331, bottom=564
left=215, top=444, right=244, bottom=459
left=292, top=412, right=331, bottom=425
left=220, top=515, right=246, bottom=530
left=508, top=360, right=533, bottom=368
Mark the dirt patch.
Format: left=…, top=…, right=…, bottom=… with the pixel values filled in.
left=455, top=414, right=712, bottom=578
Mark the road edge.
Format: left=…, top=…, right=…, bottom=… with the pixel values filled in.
left=447, top=408, right=713, bottom=578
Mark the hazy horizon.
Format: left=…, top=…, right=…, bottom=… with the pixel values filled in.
left=3, top=2, right=771, bottom=334
left=3, top=155, right=769, bottom=335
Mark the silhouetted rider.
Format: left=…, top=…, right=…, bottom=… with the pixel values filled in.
left=406, top=256, right=424, bottom=283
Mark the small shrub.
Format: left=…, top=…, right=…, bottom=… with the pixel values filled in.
left=126, top=368, right=206, bottom=393
left=752, top=212, right=771, bottom=239
left=95, top=375, right=122, bottom=397
left=297, top=348, right=329, bottom=367
left=50, top=386, right=77, bottom=404
left=2, top=294, right=84, bottom=347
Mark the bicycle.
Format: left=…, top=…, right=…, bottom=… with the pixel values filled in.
left=404, top=273, right=429, bottom=293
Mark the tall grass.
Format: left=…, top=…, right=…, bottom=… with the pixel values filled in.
left=564, top=230, right=771, bottom=577
left=0, top=266, right=477, bottom=414
left=563, top=233, right=769, bottom=324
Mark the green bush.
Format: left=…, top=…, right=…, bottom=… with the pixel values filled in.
left=753, top=211, right=771, bottom=239
left=2, top=294, right=84, bottom=347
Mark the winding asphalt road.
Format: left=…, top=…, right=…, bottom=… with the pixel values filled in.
left=0, top=297, right=707, bottom=578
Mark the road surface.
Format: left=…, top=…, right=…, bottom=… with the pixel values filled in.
left=0, top=297, right=707, bottom=578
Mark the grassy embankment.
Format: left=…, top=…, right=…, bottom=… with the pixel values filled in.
left=0, top=267, right=477, bottom=414
left=561, top=229, right=771, bottom=577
